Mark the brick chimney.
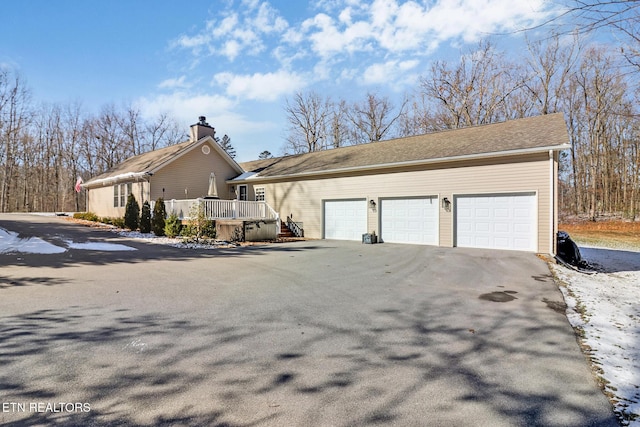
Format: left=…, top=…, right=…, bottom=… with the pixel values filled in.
left=190, top=116, right=216, bottom=142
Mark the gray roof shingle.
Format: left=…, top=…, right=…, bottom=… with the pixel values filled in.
left=85, top=139, right=196, bottom=185
left=238, top=113, right=569, bottom=180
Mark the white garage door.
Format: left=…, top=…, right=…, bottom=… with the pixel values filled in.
left=380, top=197, right=438, bottom=245
left=324, top=199, right=367, bottom=241
left=455, top=192, right=537, bottom=251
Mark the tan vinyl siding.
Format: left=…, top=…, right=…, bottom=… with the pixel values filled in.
left=259, top=153, right=551, bottom=252
left=150, top=141, right=238, bottom=201
left=87, top=181, right=147, bottom=218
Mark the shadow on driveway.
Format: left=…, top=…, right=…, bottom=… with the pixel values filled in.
left=0, top=214, right=620, bottom=426
left=0, top=294, right=619, bottom=426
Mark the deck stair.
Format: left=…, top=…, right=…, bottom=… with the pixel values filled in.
left=278, top=221, right=296, bottom=238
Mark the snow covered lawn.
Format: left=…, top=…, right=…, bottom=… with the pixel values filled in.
left=550, top=245, right=640, bottom=426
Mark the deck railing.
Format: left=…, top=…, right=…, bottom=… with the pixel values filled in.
left=154, top=199, right=279, bottom=230
left=286, top=216, right=304, bottom=238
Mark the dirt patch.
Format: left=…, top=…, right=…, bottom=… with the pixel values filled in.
left=63, top=217, right=118, bottom=230
left=559, top=219, right=640, bottom=250
left=479, top=291, right=518, bottom=302
left=542, top=298, right=567, bottom=314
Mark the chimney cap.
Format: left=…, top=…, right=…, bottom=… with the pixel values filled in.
left=198, top=116, right=209, bottom=126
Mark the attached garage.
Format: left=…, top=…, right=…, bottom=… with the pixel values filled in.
left=455, top=192, right=537, bottom=251
left=230, top=114, right=569, bottom=254
left=380, top=197, right=438, bottom=245
left=324, top=199, right=367, bottom=241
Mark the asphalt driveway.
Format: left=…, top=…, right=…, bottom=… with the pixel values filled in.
left=0, top=214, right=618, bottom=426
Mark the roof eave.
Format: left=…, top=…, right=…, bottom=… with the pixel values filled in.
left=227, top=143, right=571, bottom=184
left=82, top=172, right=152, bottom=189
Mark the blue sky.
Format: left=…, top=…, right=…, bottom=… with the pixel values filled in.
left=1, top=0, right=563, bottom=161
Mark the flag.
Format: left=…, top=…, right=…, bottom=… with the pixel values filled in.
left=75, top=176, right=83, bottom=193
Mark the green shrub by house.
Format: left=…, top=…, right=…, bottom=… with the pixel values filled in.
left=140, top=201, right=151, bottom=233
left=73, top=212, right=98, bottom=222
left=152, top=198, right=166, bottom=236
left=100, top=217, right=125, bottom=228
left=164, top=213, right=182, bottom=238
left=124, top=194, right=140, bottom=231
left=181, top=202, right=216, bottom=242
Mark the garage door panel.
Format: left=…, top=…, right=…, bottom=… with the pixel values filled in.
left=324, top=200, right=367, bottom=241
left=495, top=208, right=509, bottom=218
left=495, top=223, right=509, bottom=233
left=381, top=197, right=438, bottom=245
left=455, top=193, right=536, bottom=252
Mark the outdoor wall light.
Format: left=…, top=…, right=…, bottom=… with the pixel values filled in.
left=369, top=199, right=376, bottom=208
left=442, top=197, right=451, bottom=210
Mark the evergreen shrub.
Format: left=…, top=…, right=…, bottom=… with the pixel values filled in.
left=140, top=201, right=151, bottom=233
left=164, top=213, right=182, bottom=237
left=124, top=194, right=140, bottom=231
left=152, top=198, right=166, bottom=236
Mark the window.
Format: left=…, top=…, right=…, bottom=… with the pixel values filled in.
left=255, top=187, right=265, bottom=202
left=113, top=183, right=132, bottom=207
left=238, top=185, right=248, bottom=201
left=119, top=184, right=126, bottom=207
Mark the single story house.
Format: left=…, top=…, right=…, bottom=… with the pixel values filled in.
left=83, top=113, right=570, bottom=254
left=83, top=117, right=244, bottom=218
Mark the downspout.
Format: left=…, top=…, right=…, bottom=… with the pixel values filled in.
left=549, top=150, right=555, bottom=255
left=141, top=172, right=152, bottom=204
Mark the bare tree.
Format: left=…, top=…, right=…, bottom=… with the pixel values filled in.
left=144, top=112, right=185, bottom=151
left=0, top=70, right=31, bottom=212
left=284, top=91, right=331, bottom=154
left=117, top=103, right=142, bottom=155
left=419, top=41, right=525, bottom=130
left=61, top=101, right=88, bottom=211
left=572, top=46, right=630, bottom=219
left=347, top=92, right=407, bottom=143
left=524, top=34, right=581, bottom=115
left=529, top=1, right=640, bottom=72
left=327, top=99, right=350, bottom=148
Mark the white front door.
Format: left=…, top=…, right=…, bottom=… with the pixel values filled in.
left=455, top=192, right=537, bottom=251
left=324, top=199, right=367, bottom=241
left=380, top=197, right=438, bottom=245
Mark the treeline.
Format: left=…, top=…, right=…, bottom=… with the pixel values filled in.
left=0, top=70, right=186, bottom=212
left=2, top=35, right=639, bottom=220
left=283, top=37, right=640, bottom=220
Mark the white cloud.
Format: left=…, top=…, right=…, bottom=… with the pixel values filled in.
left=173, top=1, right=288, bottom=61
left=136, top=90, right=280, bottom=161
left=302, top=12, right=373, bottom=58
left=158, top=76, right=191, bottom=89
left=362, top=59, right=419, bottom=85
left=299, top=0, right=554, bottom=59
left=173, top=33, right=211, bottom=53
left=214, top=70, right=306, bottom=102
left=212, top=14, right=239, bottom=38
left=137, top=91, right=236, bottom=125
left=252, top=2, right=288, bottom=33
left=170, top=0, right=557, bottom=103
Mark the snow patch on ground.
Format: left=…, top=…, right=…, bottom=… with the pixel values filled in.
left=114, top=230, right=239, bottom=249
left=64, top=240, right=137, bottom=251
left=550, top=246, right=640, bottom=426
left=0, top=228, right=66, bottom=254
left=0, top=227, right=137, bottom=254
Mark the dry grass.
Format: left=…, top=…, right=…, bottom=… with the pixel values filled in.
left=559, top=220, right=640, bottom=250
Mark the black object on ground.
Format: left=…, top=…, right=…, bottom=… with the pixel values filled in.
left=557, top=231, right=590, bottom=271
